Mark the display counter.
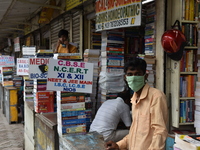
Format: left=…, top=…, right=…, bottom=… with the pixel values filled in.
left=35, top=112, right=58, bottom=150
left=24, top=101, right=35, bottom=150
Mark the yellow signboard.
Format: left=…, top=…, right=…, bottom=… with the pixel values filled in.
left=66, top=0, right=87, bottom=11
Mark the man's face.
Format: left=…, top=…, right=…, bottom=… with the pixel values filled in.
left=126, top=68, right=144, bottom=77
left=59, top=35, right=68, bottom=43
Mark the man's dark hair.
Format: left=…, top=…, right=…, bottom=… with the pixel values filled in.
left=124, top=57, right=147, bottom=75
left=58, top=29, right=69, bottom=38
left=117, top=88, right=132, bottom=109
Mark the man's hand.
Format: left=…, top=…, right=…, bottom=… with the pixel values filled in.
left=105, top=141, right=119, bottom=150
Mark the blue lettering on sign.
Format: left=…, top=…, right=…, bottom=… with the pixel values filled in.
left=63, top=87, right=76, bottom=92
left=30, top=73, right=47, bottom=79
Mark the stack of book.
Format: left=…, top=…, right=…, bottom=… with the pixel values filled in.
left=138, top=55, right=156, bottom=87
left=144, top=2, right=156, bottom=56
left=13, top=75, right=23, bottom=90
left=22, top=46, right=36, bottom=58
left=0, top=67, right=14, bottom=87
left=23, top=77, right=34, bottom=101
left=84, top=49, right=100, bottom=115
left=101, top=29, right=125, bottom=74
left=99, top=29, right=125, bottom=104
left=34, top=91, right=55, bottom=113
left=91, top=20, right=101, bottom=49
left=56, top=91, right=87, bottom=136
left=36, top=49, right=54, bottom=58
left=33, top=79, right=55, bottom=113
left=174, top=134, right=200, bottom=150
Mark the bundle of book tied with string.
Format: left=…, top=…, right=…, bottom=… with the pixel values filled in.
left=100, top=29, right=125, bottom=104
left=84, top=49, right=100, bottom=115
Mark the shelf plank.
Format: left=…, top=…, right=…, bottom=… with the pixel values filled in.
left=179, top=122, right=194, bottom=125
left=180, top=97, right=195, bottom=100
left=184, top=46, right=198, bottom=49
left=181, top=20, right=199, bottom=24
left=180, top=72, right=198, bottom=74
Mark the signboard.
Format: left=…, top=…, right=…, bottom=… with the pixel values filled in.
left=46, top=59, right=94, bottom=93
left=0, top=56, right=15, bottom=66
left=29, top=58, right=50, bottom=79
left=66, top=0, right=87, bottom=11
left=17, top=58, right=29, bottom=75
left=14, top=37, right=20, bottom=52
left=95, top=0, right=142, bottom=31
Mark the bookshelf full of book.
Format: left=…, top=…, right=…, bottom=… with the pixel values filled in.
left=169, top=0, right=199, bottom=128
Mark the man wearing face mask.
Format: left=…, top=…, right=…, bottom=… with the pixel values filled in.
left=105, top=57, right=168, bottom=150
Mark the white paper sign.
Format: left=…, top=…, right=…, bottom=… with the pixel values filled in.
left=95, top=0, right=142, bottom=31
left=0, top=56, right=15, bottom=66
left=29, top=58, right=50, bottom=79
left=46, top=59, right=94, bottom=93
left=17, top=58, right=29, bottom=75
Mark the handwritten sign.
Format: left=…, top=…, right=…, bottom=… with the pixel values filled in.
left=95, top=0, right=142, bottom=31
left=0, top=56, right=15, bottom=66
left=46, top=59, right=94, bottom=93
left=17, top=58, right=29, bottom=75
left=29, top=58, right=50, bottom=79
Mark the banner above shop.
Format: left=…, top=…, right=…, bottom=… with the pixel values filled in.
left=95, top=0, right=142, bottom=31
left=66, top=0, right=87, bottom=11
left=46, top=59, right=94, bottom=93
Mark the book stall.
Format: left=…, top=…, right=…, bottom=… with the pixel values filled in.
left=45, top=55, right=104, bottom=149
left=0, top=56, right=19, bottom=122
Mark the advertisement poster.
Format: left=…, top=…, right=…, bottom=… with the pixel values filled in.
left=46, top=59, right=94, bottom=93
left=29, top=58, right=50, bottom=79
left=17, top=58, right=29, bottom=75
left=14, top=37, right=20, bottom=52
left=0, top=56, right=15, bottom=66
left=95, top=0, right=142, bottom=31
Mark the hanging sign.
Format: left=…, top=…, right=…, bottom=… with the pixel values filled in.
left=0, top=56, right=15, bottom=66
left=95, top=0, right=142, bottom=31
left=17, top=58, right=29, bottom=75
left=46, top=59, right=94, bottom=93
left=66, top=0, right=87, bottom=11
left=29, top=58, right=50, bottom=79
left=14, top=37, right=20, bottom=52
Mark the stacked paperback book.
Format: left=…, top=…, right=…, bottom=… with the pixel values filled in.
left=100, top=29, right=125, bottom=103
left=144, top=2, right=156, bottom=56
left=56, top=92, right=92, bottom=136
left=33, top=79, right=55, bottom=113
left=174, top=134, right=200, bottom=150
left=0, top=67, right=14, bottom=87
left=23, top=77, right=34, bottom=101
left=84, top=49, right=100, bottom=114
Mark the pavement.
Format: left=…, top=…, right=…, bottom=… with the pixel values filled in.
left=0, top=109, right=24, bottom=150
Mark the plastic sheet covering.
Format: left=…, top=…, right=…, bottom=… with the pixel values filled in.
left=99, top=71, right=125, bottom=93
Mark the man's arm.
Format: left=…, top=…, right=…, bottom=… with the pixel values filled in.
left=148, top=93, right=168, bottom=150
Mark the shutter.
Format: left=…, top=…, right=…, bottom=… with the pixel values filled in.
left=50, top=18, right=63, bottom=49
left=64, top=13, right=71, bottom=32
left=71, top=11, right=83, bottom=53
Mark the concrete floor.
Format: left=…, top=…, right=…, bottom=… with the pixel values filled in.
left=0, top=110, right=24, bottom=150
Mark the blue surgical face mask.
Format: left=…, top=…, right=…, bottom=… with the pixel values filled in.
left=126, top=74, right=146, bottom=92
